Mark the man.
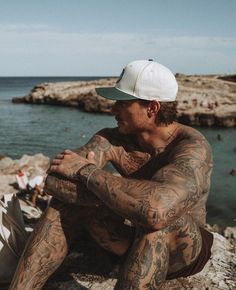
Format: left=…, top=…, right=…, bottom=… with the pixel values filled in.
left=9, top=60, right=213, bottom=290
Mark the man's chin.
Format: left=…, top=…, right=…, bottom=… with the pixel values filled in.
left=117, top=124, right=129, bottom=135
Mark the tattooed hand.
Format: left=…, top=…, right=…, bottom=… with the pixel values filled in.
left=48, top=149, right=96, bottom=179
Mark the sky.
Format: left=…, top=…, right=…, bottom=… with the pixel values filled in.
left=0, top=0, right=236, bottom=76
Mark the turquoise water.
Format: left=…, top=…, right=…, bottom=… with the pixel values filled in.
left=197, top=127, right=236, bottom=227
left=0, top=77, right=235, bottom=227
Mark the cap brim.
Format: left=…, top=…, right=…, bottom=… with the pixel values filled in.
left=95, top=87, right=136, bottom=100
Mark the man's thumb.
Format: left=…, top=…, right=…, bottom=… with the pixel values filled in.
left=87, top=151, right=95, bottom=161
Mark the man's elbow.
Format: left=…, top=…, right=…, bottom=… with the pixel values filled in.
left=144, top=207, right=177, bottom=231
left=146, top=218, right=168, bottom=231
left=141, top=208, right=168, bottom=231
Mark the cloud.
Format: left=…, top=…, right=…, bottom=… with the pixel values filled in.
left=0, top=23, right=235, bottom=75
left=0, top=23, right=51, bottom=33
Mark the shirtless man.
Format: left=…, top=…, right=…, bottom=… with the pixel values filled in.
left=9, top=60, right=213, bottom=290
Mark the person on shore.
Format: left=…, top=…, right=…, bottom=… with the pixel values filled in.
left=9, top=60, right=214, bottom=290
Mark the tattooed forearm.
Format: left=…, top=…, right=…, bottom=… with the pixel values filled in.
left=44, top=132, right=115, bottom=205
left=74, top=133, right=112, bottom=168
left=78, top=128, right=151, bottom=177
left=44, top=173, right=101, bottom=206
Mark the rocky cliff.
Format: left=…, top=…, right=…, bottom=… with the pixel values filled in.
left=12, top=74, right=236, bottom=127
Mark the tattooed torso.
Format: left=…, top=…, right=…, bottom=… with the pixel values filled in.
left=99, top=125, right=212, bottom=227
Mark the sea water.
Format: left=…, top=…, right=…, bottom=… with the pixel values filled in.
left=0, top=77, right=235, bottom=227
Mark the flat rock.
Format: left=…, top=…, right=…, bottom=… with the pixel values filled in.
left=12, top=78, right=116, bottom=113
left=224, top=226, right=236, bottom=254
left=12, top=74, right=236, bottom=127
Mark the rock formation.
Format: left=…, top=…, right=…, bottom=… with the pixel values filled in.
left=176, top=74, right=236, bottom=127
left=12, top=74, right=236, bottom=127
left=12, top=78, right=116, bottom=114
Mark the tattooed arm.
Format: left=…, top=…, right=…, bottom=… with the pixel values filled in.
left=45, top=128, right=150, bottom=205
left=44, top=174, right=101, bottom=206
left=44, top=131, right=113, bottom=205
left=77, top=138, right=212, bottom=230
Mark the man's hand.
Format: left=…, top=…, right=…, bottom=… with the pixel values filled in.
left=48, top=149, right=96, bottom=179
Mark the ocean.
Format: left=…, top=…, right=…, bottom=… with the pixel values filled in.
left=0, top=77, right=235, bottom=228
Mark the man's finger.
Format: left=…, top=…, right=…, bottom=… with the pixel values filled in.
left=64, top=149, right=73, bottom=155
left=48, top=165, right=59, bottom=172
left=56, top=154, right=64, bottom=159
left=51, top=159, right=62, bottom=165
left=87, top=151, right=95, bottom=161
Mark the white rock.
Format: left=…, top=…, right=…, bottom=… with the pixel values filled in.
left=224, top=227, right=236, bottom=254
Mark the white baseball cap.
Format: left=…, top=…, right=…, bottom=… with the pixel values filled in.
left=96, top=59, right=178, bottom=102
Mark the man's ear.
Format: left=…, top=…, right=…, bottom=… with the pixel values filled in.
left=147, top=101, right=160, bottom=117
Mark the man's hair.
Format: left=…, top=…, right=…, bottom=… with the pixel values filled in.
left=139, top=100, right=177, bottom=125
left=157, top=101, right=177, bottom=125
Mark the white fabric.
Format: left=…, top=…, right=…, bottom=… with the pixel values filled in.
left=15, top=172, right=28, bottom=189
left=0, top=194, right=28, bottom=283
left=28, top=175, right=43, bottom=188
left=116, top=60, right=178, bottom=101
left=16, top=173, right=43, bottom=189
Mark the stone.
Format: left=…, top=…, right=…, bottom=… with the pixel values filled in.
left=224, top=227, right=236, bottom=254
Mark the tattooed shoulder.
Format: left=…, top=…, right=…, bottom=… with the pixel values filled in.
left=154, top=130, right=212, bottom=182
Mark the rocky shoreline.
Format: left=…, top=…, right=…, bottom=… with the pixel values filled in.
left=12, top=74, right=236, bottom=127
left=0, top=154, right=236, bottom=289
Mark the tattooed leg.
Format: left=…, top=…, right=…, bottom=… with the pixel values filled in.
left=115, top=229, right=169, bottom=290
left=80, top=206, right=134, bottom=256
left=9, top=198, right=80, bottom=290
left=45, top=174, right=134, bottom=255
left=166, top=215, right=202, bottom=274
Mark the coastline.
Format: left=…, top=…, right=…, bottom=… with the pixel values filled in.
left=12, top=74, right=236, bottom=127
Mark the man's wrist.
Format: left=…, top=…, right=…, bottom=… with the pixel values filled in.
left=77, top=163, right=98, bottom=187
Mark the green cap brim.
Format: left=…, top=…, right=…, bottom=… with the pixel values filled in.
left=95, top=87, right=136, bottom=100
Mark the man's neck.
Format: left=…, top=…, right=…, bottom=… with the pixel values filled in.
left=136, top=122, right=180, bottom=155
